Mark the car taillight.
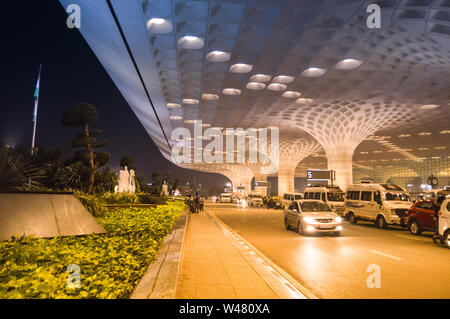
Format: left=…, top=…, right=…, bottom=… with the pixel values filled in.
left=438, top=210, right=442, bottom=217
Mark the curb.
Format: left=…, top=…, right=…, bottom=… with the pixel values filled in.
left=130, top=209, right=189, bottom=299
left=206, top=210, right=318, bottom=299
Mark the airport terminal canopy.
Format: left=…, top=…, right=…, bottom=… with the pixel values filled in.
left=60, top=0, right=450, bottom=189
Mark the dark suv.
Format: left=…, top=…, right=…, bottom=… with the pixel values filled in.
left=406, top=200, right=439, bottom=235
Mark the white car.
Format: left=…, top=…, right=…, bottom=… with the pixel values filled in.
left=248, top=193, right=264, bottom=207
left=344, top=183, right=412, bottom=228
left=439, top=197, right=450, bottom=248
left=304, top=186, right=345, bottom=216
left=284, top=200, right=343, bottom=236
left=281, top=192, right=303, bottom=209
left=218, top=193, right=232, bottom=203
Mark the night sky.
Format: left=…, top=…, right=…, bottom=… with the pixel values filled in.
left=0, top=1, right=228, bottom=191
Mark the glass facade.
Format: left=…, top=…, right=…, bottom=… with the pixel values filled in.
left=353, top=155, right=450, bottom=192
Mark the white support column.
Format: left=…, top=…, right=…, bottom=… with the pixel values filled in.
left=325, top=145, right=355, bottom=190
left=277, top=164, right=296, bottom=196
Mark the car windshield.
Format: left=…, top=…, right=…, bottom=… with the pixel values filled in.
left=384, top=192, right=411, bottom=202
left=294, top=194, right=302, bottom=200
left=327, top=192, right=344, bottom=202
left=300, top=201, right=333, bottom=212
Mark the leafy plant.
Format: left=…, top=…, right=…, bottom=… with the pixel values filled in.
left=0, top=146, right=44, bottom=190
left=0, top=201, right=185, bottom=299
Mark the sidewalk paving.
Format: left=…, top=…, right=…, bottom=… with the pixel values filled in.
left=175, top=210, right=279, bottom=299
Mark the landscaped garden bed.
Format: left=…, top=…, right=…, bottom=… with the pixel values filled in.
left=0, top=200, right=185, bottom=299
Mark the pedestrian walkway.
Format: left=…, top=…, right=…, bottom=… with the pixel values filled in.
left=175, top=210, right=278, bottom=299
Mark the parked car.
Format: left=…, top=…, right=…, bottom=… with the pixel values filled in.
left=406, top=200, right=439, bottom=235
left=267, top=196, right=283, bottom=209
left=284, top=200, right=343, bottom=236
left=304, top=186, right=345, bottom=216
left=217, top=193, right=232, bottom=203
left=248, top=193, right=264, bottom=207
left=438, top=197, right=450, bottom=248
left=344, top=183, right=412, bottom=228
left=281, top=192, right=303, bottom=209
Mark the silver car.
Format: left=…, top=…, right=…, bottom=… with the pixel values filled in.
left=284, top=200, right=343, bottom=236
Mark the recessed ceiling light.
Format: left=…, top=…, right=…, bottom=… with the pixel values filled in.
left=229, top=63, right=253, bottom=73
left=272, top=75, right=295, bottom=83
left=182, top=99, right=199, bottom=105
left=296, top=98, right=314, bottom=104
left=359, top=151, right=369, bottom=154
left=184, top=120, right=196, bottom=124
left=282, top=91, right=301, bottom=98
left=249, top=74, right=271, bottom=82
left=267, top=83, right=287, bottom=91
left=440, top=130, right=450, bottom=134
left=435, top=146, right=446, bottom=150
left=201, top=94, right=219, bottom=100
left=177, top=36, right=204, bottom=49
left=301, top=67, right=327, bottom=77
left=222, top=88, right=241, bottom=95
left=146, top=18, right=173, bottom=34
left=167, top=103, right=181, bottom=108
left=206, top=51, right=230, bottom=62
left=420, top=104, right=439, bottom=110
left=201, top=123, right=211, bottom=127
left=418, top=132, right=432, bottom=136
left=418, top=147, right=429, bottom=150
left=334, top=59, right=363, bottom=70
left=246, top=82, right=266, bottom=90
left=170, top=115, right=182, bottom=120
left=398, top=134, right=411, bottom=138
left=373, top=150, right=383, bottom=153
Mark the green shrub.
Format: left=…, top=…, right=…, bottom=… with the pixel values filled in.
left=74, top=191, right=106, bottom=217
left=101, top=192, right=139, bottom=205
left=0, top=201, right=185, bottom=299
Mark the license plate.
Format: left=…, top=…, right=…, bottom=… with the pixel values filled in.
left=319, top=224, right=333, bottom=229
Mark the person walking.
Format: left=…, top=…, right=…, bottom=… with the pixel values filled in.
left=199, top=195, right=205, bottom=212
left=194, top=193, right=200, bottom=213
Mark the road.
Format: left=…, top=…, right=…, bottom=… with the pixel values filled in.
left=206, top=203, right=450, bottom=299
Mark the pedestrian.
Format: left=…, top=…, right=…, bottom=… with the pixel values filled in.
left=194, top=193, right=200, bottom=213
left=199, top=195, right=205, bottom=212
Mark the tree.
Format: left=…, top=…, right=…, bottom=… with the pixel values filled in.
left=0, top=146, right=44, bottom=190
left=120, top=155, right=135, bottom=170
left=62, top=103, right=110, bottom=193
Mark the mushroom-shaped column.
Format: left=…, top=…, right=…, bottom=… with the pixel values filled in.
left=224, top=164, right=254, bottom=195
left=277, top=139, right=322, bottom=196
left=293, top=100, right=414, bottom=190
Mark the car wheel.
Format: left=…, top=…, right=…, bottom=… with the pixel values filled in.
left=445, top=231, right=450, bottom=248
left=409, top=220, right=422, bottom=235
left=296, top=221, right=303, bottom=234
left=349, top=212, right=357, bottom=224
left=284, top=218, right=290, bottom=230
left=376, top=215, right=387, bottom=229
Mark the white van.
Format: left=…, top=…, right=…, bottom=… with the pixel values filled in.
left=248, top=193, right=264, bottom=207
left=282, top=192, right=303, bottom=209
left=438, top=197, right=450, bottom=247
left=303, top=186, right=345, bottom=216
left=218, top=193, right=232, bottom=203
left=344, top=183, right=413, bottom=228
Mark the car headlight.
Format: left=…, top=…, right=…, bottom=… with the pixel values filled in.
left=303, top=217, right=315, bottom=224
left=335, top=217, right=342, bottom=223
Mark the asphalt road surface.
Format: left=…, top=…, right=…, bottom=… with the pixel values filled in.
left=206, top=203, right=450, bottom=299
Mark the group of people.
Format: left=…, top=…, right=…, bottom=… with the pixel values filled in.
left=185, top=193, right=205, bottom=214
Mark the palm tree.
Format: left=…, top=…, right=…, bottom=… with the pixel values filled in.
left=0, top=146, right=44, bottom=190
